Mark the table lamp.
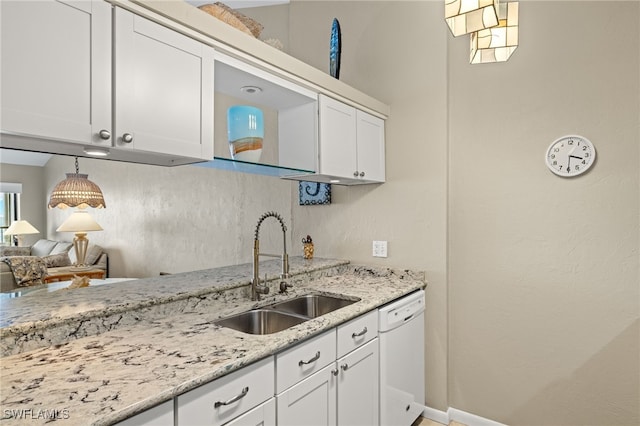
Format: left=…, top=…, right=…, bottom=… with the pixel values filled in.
left=56, top=211, right=103, bottom=268
left=5, top=220, right=40, bottom=247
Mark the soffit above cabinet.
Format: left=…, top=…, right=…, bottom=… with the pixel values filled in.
left=112, top=0, right=390, bottom=119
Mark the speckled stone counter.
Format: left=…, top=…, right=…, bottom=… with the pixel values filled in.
left=0, top=258, right=426, bottom=425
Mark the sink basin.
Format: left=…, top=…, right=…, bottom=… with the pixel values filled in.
left=267, top=294, right=359, bottom=318
left=214, top=309, right=308, bottom=335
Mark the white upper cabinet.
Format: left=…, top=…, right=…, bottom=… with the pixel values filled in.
left=113, top=7, right=214, bottom=161
left=1, top=0, right=111, bottom=144
left=317, top=94, right=385, bottom=184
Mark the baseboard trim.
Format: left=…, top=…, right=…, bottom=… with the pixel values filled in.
left=421, top=406, right=507, bottom=426
left=421, top=406, right=449, bottom=424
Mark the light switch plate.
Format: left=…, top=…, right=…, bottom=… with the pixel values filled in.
left=373, top=240, right=388, bottom=257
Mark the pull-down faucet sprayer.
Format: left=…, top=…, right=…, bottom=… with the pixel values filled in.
left=252, top=211, right=290, bottom=300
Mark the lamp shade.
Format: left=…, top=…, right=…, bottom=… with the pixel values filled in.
left=57, top=211, right=103, bottom=233
left=470, top=2, right=519, bottom=64
left=48, top=173, right=106, bottom=209
left=445, top=0, right=499, bottom=37
left=5, top=220, right=39, bottom=236
left=48, top=157, right=106, bottom=209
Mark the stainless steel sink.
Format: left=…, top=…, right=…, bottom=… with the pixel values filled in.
left=214, top=309, right=307, bottom=335
left=214, top=294, right=360, bottom=335
left=266, top=294, right=359, bottom=318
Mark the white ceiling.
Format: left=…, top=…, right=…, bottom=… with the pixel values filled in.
left=186, top=0, right=289, bottom=9
left=0, top=149, right=52, bottom=167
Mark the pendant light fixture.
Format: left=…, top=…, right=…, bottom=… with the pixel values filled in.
left=470, top=2, right=519, bottom=64
left=445, top=0, right=499, bottom=37
left=48, top=157, right=106, bottom=209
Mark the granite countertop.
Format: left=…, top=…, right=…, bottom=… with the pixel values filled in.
left=0, top=258, right=426, bottom=425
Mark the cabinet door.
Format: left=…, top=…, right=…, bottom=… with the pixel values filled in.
left=176, top=357, right=274, bottom=426
left=114, top=7, right=214, bottom=160
left=318, top=94, right=357, bottom=179
left=1, top=0, right=111, bottom=145
left=277, top=364, right=337, bottom=426
left=356, top=110, right=385, bottom=182
left=225, top=398, right=275, bottom=426
left=115, top=400, right=173, bottom=426
left=337, top=339, right=379, bottom=426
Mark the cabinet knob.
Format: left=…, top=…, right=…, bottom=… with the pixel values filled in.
left=359, top=171, right=365, bottom=177
left=98, top=130, right=111, bottom=140
left=331, top=368, right=339, bottom=376
left=353, top=171, right=359, bottom=177
left=122, top=133, right=134, bottom=143
left=341, top=363, right=349, bottom=371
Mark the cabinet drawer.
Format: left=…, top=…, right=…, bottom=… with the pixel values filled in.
left=176, top=356, right=274, bottom=426
left=276, top=329, right=336, bottom=393
left=336, top=310, right=378, bottom=358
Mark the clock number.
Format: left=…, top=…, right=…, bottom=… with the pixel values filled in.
left=554, top=148, right=560, bottom=153
left=585, top=153, right=590, bottom=158
left=582, top=160, right=586, bottom=165
left=551, top=154, right=555, bottom=159
left=575, top=165, right=580, bottom=170
left=568, top=139, right=574, bottom=145
left=582, top=146, right=587, bottom=151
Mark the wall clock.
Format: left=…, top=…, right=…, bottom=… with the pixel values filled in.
left=545, top=135, right=596, bottom=177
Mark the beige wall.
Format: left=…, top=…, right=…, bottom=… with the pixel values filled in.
left=286, top=0, right=639, bottom=425
left=286, top=0, right=450, bottom=413
left=448, top=2, right=639, bottom=424
left=0, top=163, right=46, bottom=246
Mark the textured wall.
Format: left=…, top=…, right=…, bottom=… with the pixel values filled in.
left=287, top=0, right=450, bottom=412
left=287, top=0, right=639, bottom=424
left=447, top=2, right=639, bottom=424
left=44, top=155, right=295, bottom=278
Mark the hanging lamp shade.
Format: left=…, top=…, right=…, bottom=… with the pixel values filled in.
left=445, top=0, right=499, bottom=37
left=48, top=157, right=106, bottom=209
left=470, top=2, right=519, bottom=64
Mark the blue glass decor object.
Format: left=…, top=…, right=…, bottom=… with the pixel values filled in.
left=227, top=105, right=264, bottom=162
left=299, top=182, right=331, bottom=205
left=329, top=18, right=341, bottom=79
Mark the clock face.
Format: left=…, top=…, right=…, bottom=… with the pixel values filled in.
left=545, top=135, right=596, bottom=177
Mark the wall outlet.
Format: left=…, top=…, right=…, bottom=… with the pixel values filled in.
left=373, top=240, right=388, bottom=258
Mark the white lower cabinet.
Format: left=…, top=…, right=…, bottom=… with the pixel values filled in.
left=336, top=340, right=379, bottom=426
left=115, top=400, right=173, bottom=426
left=276, top=313, right=379, bottom=426
left=225, top=398, right=275, bottom=426
left=176, top=356, right=274, bottom=426
left=277, top=364, right=337, bottom=426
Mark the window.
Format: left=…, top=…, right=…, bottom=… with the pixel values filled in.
left=0, top=183, right=22, bottom=246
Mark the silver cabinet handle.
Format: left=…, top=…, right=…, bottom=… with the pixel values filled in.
left=298, top=351, right=320, bottom=366
left=359, top=171, right=365, bottom=177
left=353, top=171, right=359, bottom=177
left=214, top=386, right=249, bottom=408
left=331, top=368, right=339, bottom=376
left=341, top=363, right=349, bottom=371
left=351, top=326, right=368, bottom=338
left=122, top=133, right=133, bottom=143
left=98, top=130, right=111, bottom=140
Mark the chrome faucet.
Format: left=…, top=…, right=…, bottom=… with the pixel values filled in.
left=252, top=211, right=290, bottom=300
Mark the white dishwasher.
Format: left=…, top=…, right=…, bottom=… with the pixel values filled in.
left=379, top=289, right=425, bottom=426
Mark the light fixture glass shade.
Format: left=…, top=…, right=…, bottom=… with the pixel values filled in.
left=48, top=173, right=106, bottom=209
left=470, top=2, right=519, bottom=64
left=445, top=0, right=499, bottom=37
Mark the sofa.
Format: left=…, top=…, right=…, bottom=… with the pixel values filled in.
left=0, top=239, right=108, bottom=293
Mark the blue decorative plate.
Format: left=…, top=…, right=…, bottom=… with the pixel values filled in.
left=330, top=18, right=341, bottom=79
left=299, top=182, right=331, bottom=205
